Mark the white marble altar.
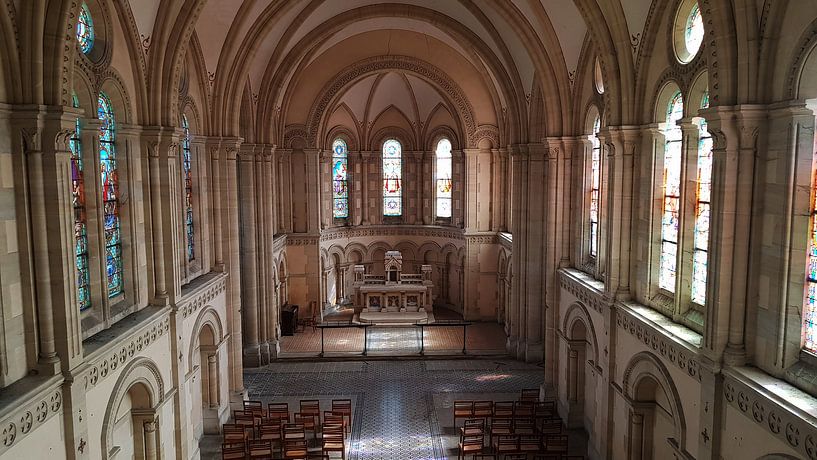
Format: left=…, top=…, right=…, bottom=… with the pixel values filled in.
left=353, top=251, right=434, bottom=323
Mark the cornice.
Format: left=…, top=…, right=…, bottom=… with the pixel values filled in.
left=177, top=272, right=228, bottom=319
left=0, top=376, right=62, bottom=454
left=319, top=225, right=466, bottom=243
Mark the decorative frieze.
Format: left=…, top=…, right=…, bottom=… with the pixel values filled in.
left=0, top=380, right=62, bottom=455
left=320, top=226, right=465, bottom=242
left=465, top=235, right=498, bottom=245
left=616, top=305, right=703, bottom=382
left=81, top=314, right=171, bottom=391
left=287, top=236, right=319, bottom=246
left=724, top=368, right=817, bottom=459
left=178, top=273, right=228, bottom=319
left=558, top=269, right=607, bottom=314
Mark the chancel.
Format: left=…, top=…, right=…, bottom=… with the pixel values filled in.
left=0, top=1, right=817, bottom=459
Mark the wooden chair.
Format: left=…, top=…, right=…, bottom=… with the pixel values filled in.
left=539, top=420, right=562, bottom=436
left=513, top=400, right=535, bottom=419
left=283, top=439, right=309, bottom=460
left=460, top=418, right=485, bottom=438
left=492, top=401, right=514, bottom=421
left=268, top=402, right=290, bottom=424
left=520, top=388, right=539, bottom=402
left=454, top=400, right=474, bottom=425
left=471, top=455, right=497, bottom=460
left=322, top=424, right=346, bottom=459
left=221, top=444, right=246, bottom=460
left=283, top=423, right=306, bottom=442
left=534, top=401, right=557, bottom=422
left=492, top=434, right=519, bottom=457
left=248, top=440, right=273, bottom=459
left=258, top=422, right=283, bottom=454
left=513, top=417, right=536, bottom=435
left=323, top=411, right=346, bottom=436
left=518, top=434, right=543, bottom=455
left=488, top=418, right=513, bottom=446
left=244, top=400, right=266, bottom=419
left=234, top=412, right=257, bottom=438
left=331, top=399, right=352, bottom=433
left=473, top=401, right=493, bottom=420
left=457, top=434, right=484, bottom=460
left=223, top=424, right=249, bottom=444
left=300, top=399, right=321, bottom=428
left=502, top=455, right=528, bottom=460
left=294, top=412, right=317, bottom=435
left=544, top=434, right=569, bottom=454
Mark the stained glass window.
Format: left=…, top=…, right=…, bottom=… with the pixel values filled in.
left=589, top=116, right=601, bottom=258
left=435, top=138, right=453, bottom=218
left=659, top=91, right=684, bottom=293
left=691, top=92, right=712, bottom=305
left=382, top=139, right=402, bottom=216
left=70, top=92, right=90, bottom=310
left=76, top=2, right=94, bottom=55
left=685, top=3, right=704, bottom=57
left=332, top=139, right=349, bottom=218
left=181, top=114, right=195, bottom=261
left=803, top=138, right=817, bottom=352
left=98, top=93, right=123, bottom=298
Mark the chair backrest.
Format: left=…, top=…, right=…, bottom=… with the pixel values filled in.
left=514, top=400, right=535, bottom=417
left=221, top=445, right=246, bottom=460
left=472, top=455, right=498, bottom=460
left=460, top=434, right=483, bottom=446
left=490, top=418, right=513, bottom=431
left=545, top=434, right=568, bottom=452
left=453, top=400, right=474, bottom=414
left=493, top=401, right=514, bottom=416
left=259, top=424, right=282, bottom=440
left=513, top=418, right=535, bottom=433
left=244, top=400, right=264, bottom=415
left=323, top=412, right=344, bottom=426
left=496, top=435, right=519, bottom=449
left=248, top=440, right=272, bottom=456
left=234, top=413, right=255, bottom=428
left=463, top=418, right=485, bottom=431
left=268, top=403, right=290, bottom=424
left=283, top=424, right=305, bottom=440
left=300, top=399, right=320, bottom=415
left=332, top=399, right=352, bottom=414
left=504, top=455, right=528, bottom=460
left=540, top=420, right=562, bottom=435
left=520, top=389, right=539, bottom=402
left=473, top=401, right=493, bottom=414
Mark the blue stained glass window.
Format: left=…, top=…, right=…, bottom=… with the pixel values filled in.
left=181, top=114, right=195, bottom=261
left=71, top=92, right=90, bottom=310
left=804, top=135, right=817, bottom=352
left=332, top=139, right=348, bottom=218
left=691, top=91, right=712, bottom=305
left=589, top=115, right=601, bottom=258
left=76, top=3, right=94, bottom=55
left=659, top=91, right=684, bottom=293
left=435, top=139, right=452, bottom=218
left=98, top=93, right=123, bottom=297
left=684, top=3, right=704, bottom=58
left=382, top=139, right=402, bottom=216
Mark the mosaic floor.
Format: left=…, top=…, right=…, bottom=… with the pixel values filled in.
left=200, top=358, right=568, bottom=460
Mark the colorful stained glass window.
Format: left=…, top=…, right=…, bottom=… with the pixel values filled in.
left=76, top=2, right=94, bottom=55
left=691, top=91, right=712, bottom=305
left=435, top=138, right=453, bottom=218
left=181, top=114, right=195, bottom=261
left=659, top=91, right=684, bottom=293
left=98, top=93, right=123, bottom=298
left=383, top=139, right=402, bottom=216
left=332, top=139, right=349, bottom=218
left=71, top=92, right=90, bottom=310
left=803, top=137, right=817, bottom=352
left=589, top=115, right=601, bottom=258
left=685, top=3, right=704, bottom=57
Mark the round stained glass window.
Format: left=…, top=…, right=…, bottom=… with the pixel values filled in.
left=684, top=4, right=704, bottom=57
left=76, top=2, right=94, bottom=55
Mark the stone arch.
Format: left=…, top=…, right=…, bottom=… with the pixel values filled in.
left=788, top=18, right=817, bottom=100
left=325, top=126, right=359, bottom=152
left=98, top=69, right=135, bottom=124
left=688, top=70, right=710, bottom=113
left=622, top=351, right=689, bottom=454
left=425, top=125, right=461, bottom=152
left=654, top=79, right=684, bottom=122
left=344, top=243, right=367, bottom=264
left=561, top=302, right=600, bottom=368
left=187, top=307, right=225, bottom=370
left=101, top=357, right=165, bottom=458
left=370, top=127, right=415, bottom=152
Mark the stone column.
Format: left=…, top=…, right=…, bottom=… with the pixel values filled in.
left=508, top=146, right=525, bottom=353
left=239, top=144, right=260, bottom=367
left=143, top=420, right=158, bottom=460
left=416, top=150, right=424, bottom=225
left=305, top=148, right=321, bottom=233
left=360, top=152, right=370, bottom=225
left=491, top=147, right=502, bottom=231
left=628, top=410, right=644, bottom=460
left=207, top=140, right=224, bottom=270
left=262, top=145, right=279, bottom=359
left=254, top=146, right=269, bottom=363
left=207, top=354, right=219, bottom=407
left=524, top=144, right=546, bottom=364
left=277, top=150, right=292, bottom=233
left=567, top=347, right=578, bottom=402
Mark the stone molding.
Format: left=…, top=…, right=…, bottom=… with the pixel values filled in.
left=616, top=304, right=703, bottom=383
left=273, top=235, right=287, bottom=253
left=287, top=236, right=319, bottom=246
left=81, top=312, right=171, bottom=392
left=498, top=232, right=512, bottom=251
left=0, top=378, right=62, bottom=455
left=558, top=269, right=607, bottom=314
left=319, top=225, right=466, bottom=243
left=465, top=234, right=498, bottom=245
left=723, top=368, right=817, bottom=459
left=177, top=273, right=228, bottom=319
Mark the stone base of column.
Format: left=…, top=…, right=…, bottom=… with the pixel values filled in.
left=37, top=356, right=61, bottom=376
left=229, top=389, right=248, bottom=412
left=515, top=339, right=527, bottom=360
left=506, top=336, right=518, bottom=355
left=523, top=341, right=543, bottom=363
left=722, top=345, right=746, bottom=366
left=269, top=340, right=280, bottom=359
left=243, top=345, right=262, bottom=368
left=203, top=403, right=229, bottom=434
left=259, top=342, right=271, bottom=365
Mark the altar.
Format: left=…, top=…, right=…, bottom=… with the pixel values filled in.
left=353, top=251, right=434, bottom=324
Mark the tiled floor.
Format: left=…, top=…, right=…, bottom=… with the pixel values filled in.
left=200, top=358, right=586, bottom=460
left=279, top=308, right=508, bottom=357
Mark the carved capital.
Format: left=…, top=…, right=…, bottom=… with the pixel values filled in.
left=54, top=129, right=75, bottom=152
left=21, top=128, right=41, bottom=153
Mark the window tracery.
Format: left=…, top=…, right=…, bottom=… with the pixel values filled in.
left=435, top=138, right=452, bottom=218
left=383, top=139, right=402, bottom=216
left=659, top=91, right=684, bottom=293
left=98, top=93, right=123, bottom=297
left=71, top=92, right=90, bottom=310
left=332, top=139, right=349, bottom=218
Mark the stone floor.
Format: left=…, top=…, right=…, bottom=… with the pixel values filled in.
left=200, top=358, right=587, bottom=459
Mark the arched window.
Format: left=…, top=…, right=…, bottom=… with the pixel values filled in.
left=181, top=114, right=195, bottom=261
left=76, top=2, right=94, bottom=55
left=691, top=92, right=712, bottom=305
left=659, top=91, right=684, bottom=293
left=435, top=138, right=452, bottom=218
left=332, top=139, right=349, bottom=218
left=589, top=115, right=601, bottom=258
left=71, top=92, right=90, bottom=310
left=684, top=3, right=704, bottom=58
left=382, top=139, right=402, bottom=216
left=803, top=147, right=817, bottom=352
left=98, top=93, right=123, bottom=298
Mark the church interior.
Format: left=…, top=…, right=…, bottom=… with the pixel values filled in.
left=0, top=0, right=816, bottom=459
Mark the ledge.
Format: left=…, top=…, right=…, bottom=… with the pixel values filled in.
left=318, top=225, right=466, bottom=243
left=0, top=374, right=63, bottom=454
left=178, top=271, right=228, bottom=319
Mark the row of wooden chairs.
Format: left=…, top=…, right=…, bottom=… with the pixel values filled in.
left=454, top=400, right=558, bottom=426
left=234, top=399, right=352, bottom=434
left=459, top=433, right=571, bottom=459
